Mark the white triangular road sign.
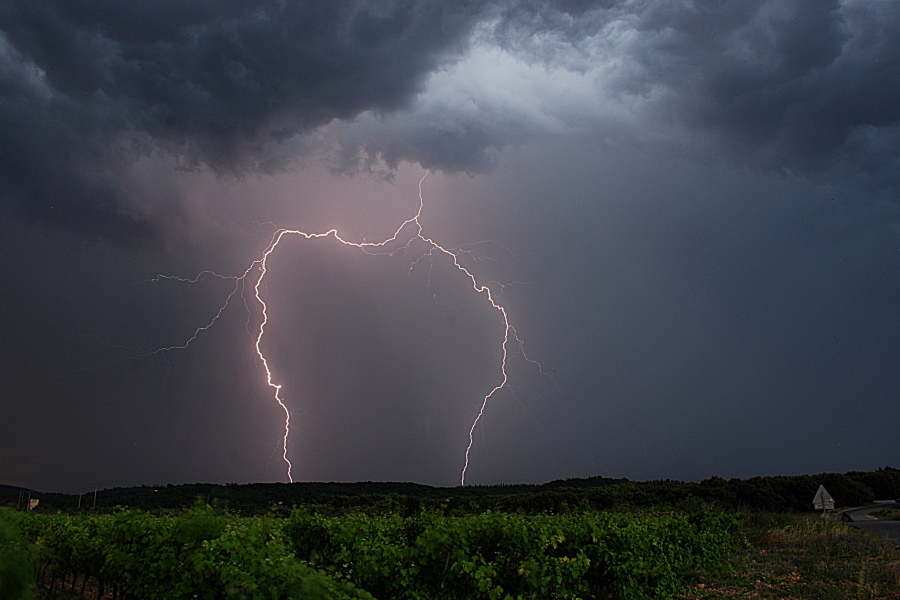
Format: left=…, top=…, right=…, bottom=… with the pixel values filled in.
left=812, top=485, right=834, bottom=510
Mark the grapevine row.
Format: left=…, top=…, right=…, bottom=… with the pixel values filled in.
left=17, top=504, right=742, bottom=599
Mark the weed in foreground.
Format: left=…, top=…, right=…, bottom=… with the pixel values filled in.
left=871, top=508, right=900, bottom=521
left=677, top=515, right=900, bottom=600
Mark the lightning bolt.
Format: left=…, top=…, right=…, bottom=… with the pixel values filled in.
left=129, top=172, right=546, bottom=485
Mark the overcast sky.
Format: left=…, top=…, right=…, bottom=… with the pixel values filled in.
left=2, top=0, right=899, bottom=493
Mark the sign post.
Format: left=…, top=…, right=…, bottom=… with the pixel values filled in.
left=812, top=485, right=834, bottom=517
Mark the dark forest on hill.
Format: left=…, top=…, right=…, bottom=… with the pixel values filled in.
left=4, top=467, right=899, bottom=515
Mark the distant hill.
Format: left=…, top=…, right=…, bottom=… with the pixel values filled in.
left=0, top=476, right=630, bottom=512
left=4, top=468, right=898, bottom=514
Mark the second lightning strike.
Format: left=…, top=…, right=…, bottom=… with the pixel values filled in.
left=154, top=172, right=545, bottom=486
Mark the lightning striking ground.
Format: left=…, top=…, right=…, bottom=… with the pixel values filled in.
left=135, top=173, right=544, bottom=485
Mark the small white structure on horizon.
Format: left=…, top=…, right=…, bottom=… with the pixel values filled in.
left=812, top=485, right=834, bottom=515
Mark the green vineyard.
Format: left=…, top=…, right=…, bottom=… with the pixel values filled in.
left=4, top=504, right=742, bottom=600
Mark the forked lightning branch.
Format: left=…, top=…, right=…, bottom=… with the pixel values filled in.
left=146, top=173, right=545, bottom=485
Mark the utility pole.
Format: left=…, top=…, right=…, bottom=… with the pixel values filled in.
left=93, top=486, right=98, bottom=508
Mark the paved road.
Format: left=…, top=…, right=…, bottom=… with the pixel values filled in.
left=837, top=502, right=900, bottom=545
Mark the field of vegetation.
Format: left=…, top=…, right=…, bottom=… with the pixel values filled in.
left=5, top=503, right=743, bottom=600
left=2, top=467, right=899, bottom=599
left=5, top=505, right=900, bottom=600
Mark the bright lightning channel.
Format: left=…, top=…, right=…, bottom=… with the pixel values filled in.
left=145, top=172, right=544, bottom=486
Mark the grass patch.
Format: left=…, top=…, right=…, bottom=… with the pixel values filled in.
left=871, top=508, right=900, bottom=521
left=676, top=514, right=900, bottom=599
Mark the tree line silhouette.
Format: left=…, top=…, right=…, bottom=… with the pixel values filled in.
left=4, top=467, right=898, bottom=515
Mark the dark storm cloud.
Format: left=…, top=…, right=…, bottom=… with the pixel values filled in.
left=349, top=0, right=900, bottom=195
left=0, top=0, right=486, bottom=239
left=623, top=0, right=900, bottom=181
left=4, top=0, right=900, bottom=242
